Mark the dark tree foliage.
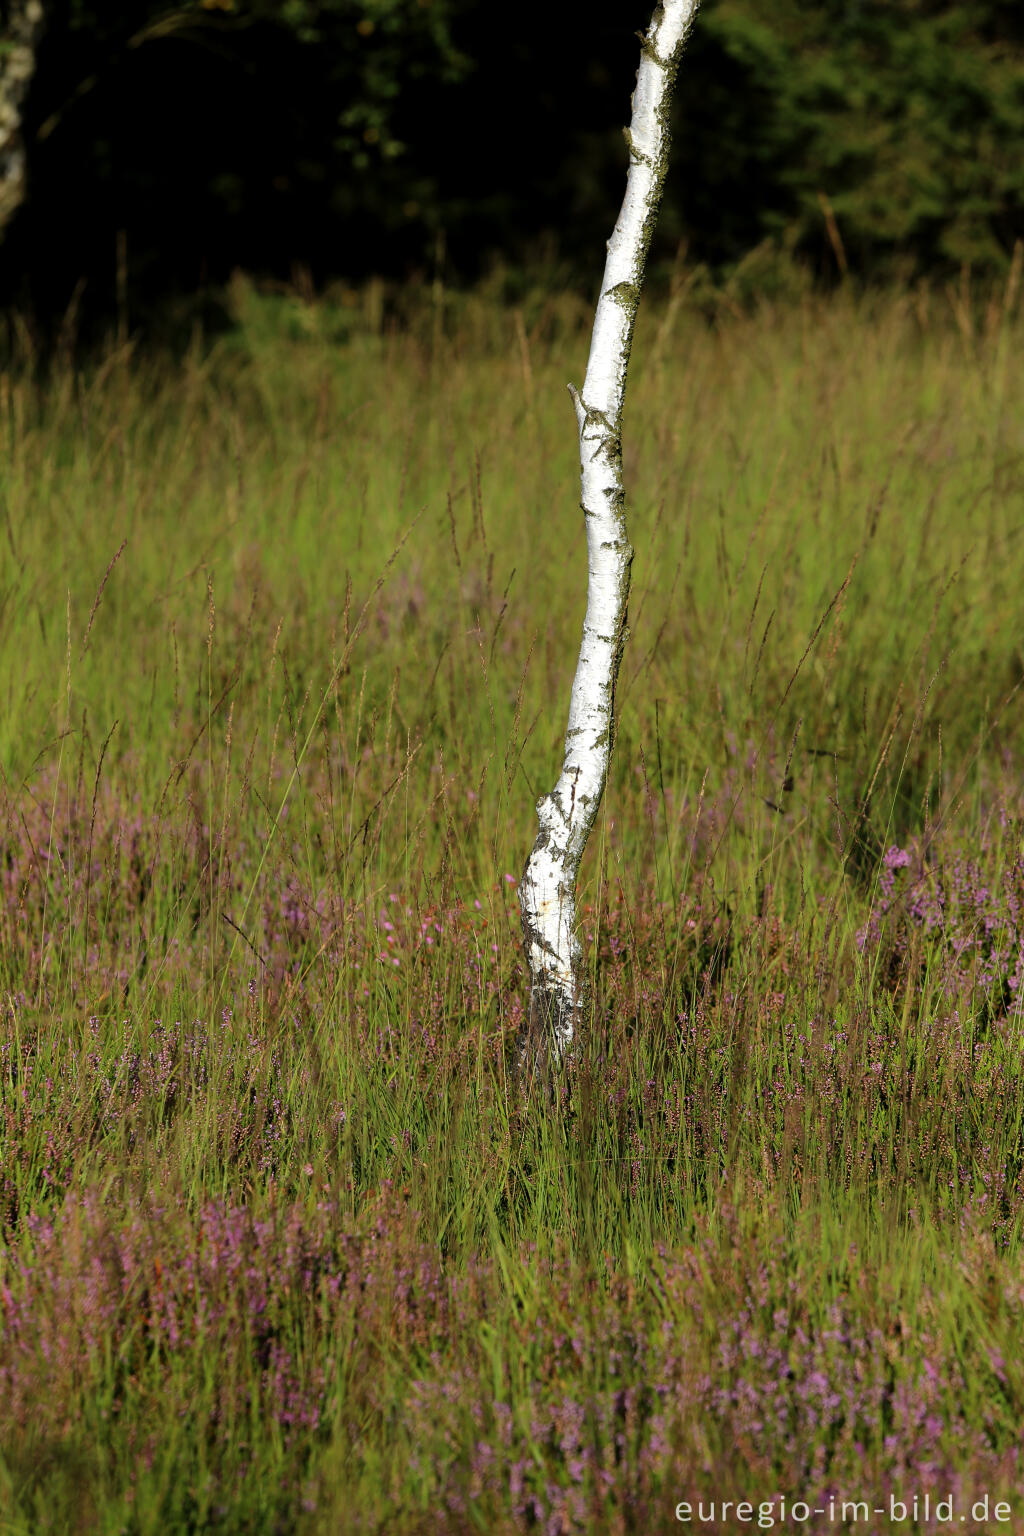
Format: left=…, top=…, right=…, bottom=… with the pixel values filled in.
left=1, top=0, right=1021, bottom=337
left=680, top=0, right=1024, bottom=274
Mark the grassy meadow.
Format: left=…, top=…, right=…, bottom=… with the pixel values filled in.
left=2, top=268, right=1024, bottom=1532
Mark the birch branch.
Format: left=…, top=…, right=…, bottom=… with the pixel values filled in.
left=518, top=0, right=699, bottom=1077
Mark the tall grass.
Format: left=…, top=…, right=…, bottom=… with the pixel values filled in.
left=1, top=271, right=1024, bottom=1532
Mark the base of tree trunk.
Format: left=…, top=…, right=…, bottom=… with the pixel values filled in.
left=514, top=985, right=579, bottom=1094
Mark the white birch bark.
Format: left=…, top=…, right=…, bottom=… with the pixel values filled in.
left=0, top=0, right=45, bottom=238
left=518, top=0, right=698, bottom=1075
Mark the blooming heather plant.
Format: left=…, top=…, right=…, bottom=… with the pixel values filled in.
left=2, top=1193, right=1024, bottom=1532
left=857, top=815, right=1024, bottom=1020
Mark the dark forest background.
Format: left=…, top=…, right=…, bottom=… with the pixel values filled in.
left=2, top=0, right=1023, bottom=341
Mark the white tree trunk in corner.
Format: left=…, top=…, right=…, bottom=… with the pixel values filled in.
left=0, top=0, right=45, bottom=240
left=518, top=0, right=699, bottom=1076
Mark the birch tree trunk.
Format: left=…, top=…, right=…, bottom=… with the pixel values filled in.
left=518, top=0, right=698, bottom=1077
left=0, top=0, right=45, bottom=239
